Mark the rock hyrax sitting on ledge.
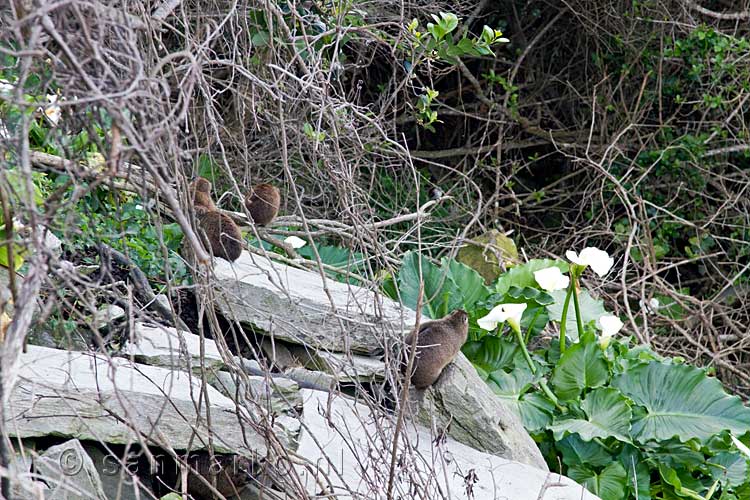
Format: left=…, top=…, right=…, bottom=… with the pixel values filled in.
left=190, top=177, right=243, bottom=262
left=403, top=309, right=469, bottom=389
left=244, top=183, right=280, bottom=225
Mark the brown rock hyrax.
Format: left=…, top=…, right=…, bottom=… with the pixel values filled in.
left=403, top=309, right=469, bottom=389
left=189, top=177, right=243, bottom=262
left=190, top=177, right=217, bottom=212
left=159, top=452, right=253, bottom=499
left=244, top=183, right=280, bottom=225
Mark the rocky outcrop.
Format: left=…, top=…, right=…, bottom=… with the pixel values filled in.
left=212, top=252, right=415, bottom=354
left=3, top=256, right=599, bottom=500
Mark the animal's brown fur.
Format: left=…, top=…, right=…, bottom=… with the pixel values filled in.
left=189, top=177, right=242, bottom=262
left=403, top=310, right=469, bottom=389
left=196, top=210, right=243, bottom=262
left=190, top=177, right=218, bottom=212
left=244, top=183, right=280, bottom=225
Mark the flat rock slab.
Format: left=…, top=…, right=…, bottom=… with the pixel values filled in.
left=4, top=346, right=294, bottom=456
left=408, top=353, right=548, bottom=469
left=123, top=322, right=226, bottom=371
left=212, top=253, right=415, bottom=354
left=293, top=390, right=599, bottom=500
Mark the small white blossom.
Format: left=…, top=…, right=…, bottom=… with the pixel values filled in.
left=598, top=314, right=624, bottom=348
left=533, top=266, right=570, bottom=292
left=730, top=434, right=750, bottom=459
left=566, top=247, right=614, bottom=277
left=649, top=297, right=660, bottom=309
left=284, top=235, right=307, bottom=249
left=43, top=94, right=62, bottom=125
left=478, top=303, right=527, bottom=333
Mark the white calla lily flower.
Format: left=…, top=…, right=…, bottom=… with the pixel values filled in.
left=565, top=247, right=614, bottom=277
left=598, top=314, right=624, bottom=348
left=731, top=434, right=750, bottom=459
left=43, top=94, right=62, bottom=125
left=533, top=266, right=570, bottom=292
left=478, top=303, right=527, bottom=332
left=284, top=235, right=307, bottom=249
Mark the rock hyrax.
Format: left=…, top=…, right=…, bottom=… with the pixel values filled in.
left=190, top=177, right=217, bottom=212
left=189, top=177, right=243, bottom=262
left=196, top=210, right=243, bottom=262
left=244, top=183, right=280, bottom=225
left=403, top=309, right=469, bottom=389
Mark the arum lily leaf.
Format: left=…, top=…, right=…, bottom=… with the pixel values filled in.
left=613, top=361, right=750, bottom=443
left=551, top=339, right=608, bottom=401
left=550, top=388, right=632, bottom=442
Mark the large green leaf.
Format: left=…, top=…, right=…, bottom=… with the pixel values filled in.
left=612, top=361, right=750, bottom=443
left=442, top=257, right=491, bottom=310
left=547, top=289, right=607, bottom=341
left=462, top=336, right=520, bottom=372
left=550, top=388, right=632, bottom=442
left=495, top=258, right=568, bottom=296
left=469, top=361, right=553, bottom=431
left=707, top=452, right=748, bottom=488
left=568, top=462, right=628, bottom=500
left=397, top=251, right=460, bottom=318
left=558, top=434, right=614, bottom=468
left=551, top=337, right=609, bottom=401
left=396, top=252, right=490, bottom=319
left=658, top=463, right=707, bottom=498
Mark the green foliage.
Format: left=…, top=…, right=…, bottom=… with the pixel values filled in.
left=60, top=187, right=189, bottom=286
left=386, top=254, right=750, bottom=500
left=388, top=250, right=490, bottom=319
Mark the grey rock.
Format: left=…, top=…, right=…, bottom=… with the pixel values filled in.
left=284, top=367, right=337, bottom=392
left=210, top=370, right=302, bottom=415
left=308, top=350, right=386, bottom=382
left=212, top=253, right=415, bottom=354
left=123, top=322, right=226, bottom=371
left=43, top=230, right=63, bottom=259
left=92, top=304, right=126, bottom=330
left=7, top=441, right=50, bottom=500
left=34, top=439, right=107, bottom=500
left=407, top=353, right=548, bottom=470
left=5, top=345, right=291, bottom=456
left=292, top=390, right=598, bottom=500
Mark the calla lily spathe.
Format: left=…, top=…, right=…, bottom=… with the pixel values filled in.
left=566, top=247, right=614, bottom=277
left=478, top=303, right=527, bottom=332
left=533, top=266, right=570, bottom=292
left=598, top=314, right=624, bottom=348
left=284, top=235, right=307, bottom=249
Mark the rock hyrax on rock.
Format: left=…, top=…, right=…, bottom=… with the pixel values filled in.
left=403, top=309, right=469, bottom=389
left=244, top=183, right=280, bottom=225
left=189, top=177, right=243, bottom=262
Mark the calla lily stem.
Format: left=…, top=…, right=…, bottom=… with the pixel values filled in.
left=559, top=281, right=575, bottom=353
left=571, top=277, right=584, bottom=338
